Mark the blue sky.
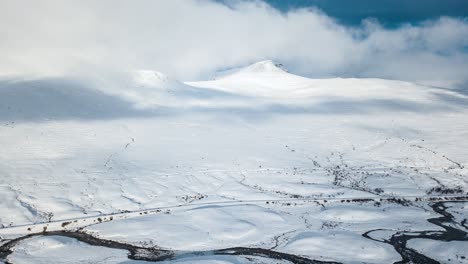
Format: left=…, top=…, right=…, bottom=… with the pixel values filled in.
left=217, top=0, right=468, bottom=27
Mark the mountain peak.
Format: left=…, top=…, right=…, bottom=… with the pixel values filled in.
left=209, top=60, right=290, bottom=80
left=241, top=60, right=288, bottom=74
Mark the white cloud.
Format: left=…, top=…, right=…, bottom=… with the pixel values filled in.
left=0, top=0, right=467, bottom=88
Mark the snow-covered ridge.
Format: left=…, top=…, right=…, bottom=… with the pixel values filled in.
left=187, top=60, right=468, bottom=104
left=126, top=61, right=468, bottom=107
left=2, top=60, right=466, bottom=116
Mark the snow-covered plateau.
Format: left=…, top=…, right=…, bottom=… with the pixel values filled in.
left=1, top=60, right=467, bottom=263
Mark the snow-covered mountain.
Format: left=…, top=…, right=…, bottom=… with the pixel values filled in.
left=1, top=61, right=467, bottom=263
left=189, top=60, right=464, bottom=105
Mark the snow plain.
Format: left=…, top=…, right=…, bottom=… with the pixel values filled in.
left=1, top=60, right=467, bottom=263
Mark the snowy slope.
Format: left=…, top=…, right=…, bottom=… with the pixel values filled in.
left=1, top=61, right=468, bottom=263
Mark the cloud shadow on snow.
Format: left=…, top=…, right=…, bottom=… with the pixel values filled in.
left=0, top=78, right=168, bottom=122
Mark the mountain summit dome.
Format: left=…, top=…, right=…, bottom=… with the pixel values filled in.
left=239, top=60, right=288, bottom=74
